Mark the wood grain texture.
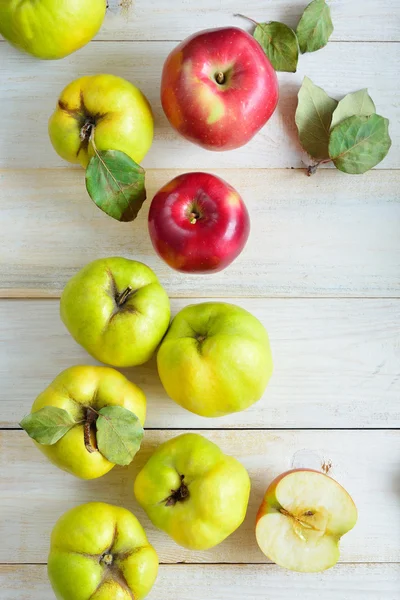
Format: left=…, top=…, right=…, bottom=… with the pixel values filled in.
left=0, top=42, right=399, bottom=169
left=0, top=0, right=399, bottom=597
left=1, top=169, right=399, bottom=298
left=1, top=430, right=399, bottom=564
left=1, top=564, right=399, bottom=600
left=102, top=0, right=400, bottom=42
left=1, top=298, right=399, bottom=429
left=1, top=0, right=398, bottom=42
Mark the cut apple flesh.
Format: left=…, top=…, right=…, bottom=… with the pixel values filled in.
left=256, top=470, right=357, bottom=572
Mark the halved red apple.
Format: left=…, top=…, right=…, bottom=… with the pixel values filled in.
left=255, top=469, right=357, bottom=572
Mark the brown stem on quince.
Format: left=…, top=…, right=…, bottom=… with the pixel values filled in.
left=115, top=286, right=135, bottom=307
left=80, top=121, right=95, bottom=142
left=165, top=475, right=190, bottom=507
left=84, top=406, right=98, bottom=453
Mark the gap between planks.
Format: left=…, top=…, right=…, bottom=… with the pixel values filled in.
left=2, top=563, right=399, bottom=600
left=1, top=430, right=399, bottom=564
left=1, top=298, right=399, bottom=429
left=2, top=427, right=400, bottom=432
left=2, top=0, right=400, bottom=44
left=1, top=169, right=399, bottom=298
left=2, top=40, right=400, bottom=44
left=2, top=561, right=399, bottom=566
left=1, top=42, right=399, bottom=169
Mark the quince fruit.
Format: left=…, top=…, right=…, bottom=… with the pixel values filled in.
left=48, top=502, right=158, bottom=599
left=49, top=74, right=153, bottom=168
left=134, top=433, right=251, bottom=550
left=60, top=258, right=170, bottom=367
left=157, top=302, right=273, bottom=417
left=0, top=0, right=106, bottom=60
left=21, top=365, right=146, bottom=479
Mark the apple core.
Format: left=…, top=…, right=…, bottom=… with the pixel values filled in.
left=256, top=469, right=358, bottom=572
left=279, top=507, right=328, bottom=543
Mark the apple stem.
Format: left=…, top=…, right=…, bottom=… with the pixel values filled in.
left=190, top=212, right=198, bottom=224
left=215, top=72, right=226, bottom=85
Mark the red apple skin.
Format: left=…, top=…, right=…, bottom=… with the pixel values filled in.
left=161, top=27, right=279, bottom=150
left=148, top=172, right=250, bottom=274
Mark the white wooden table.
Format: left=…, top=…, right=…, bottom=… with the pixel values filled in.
left=1, top=1, right=399, bottom=598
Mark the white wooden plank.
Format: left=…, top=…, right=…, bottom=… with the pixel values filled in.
left=1, top=564, right=399, bottom=600
left=0, top=430, right=399, bottom=564
left=101, top=0, right=400, bottom=42
left=1, top=298, right=399, bottom=429
left=1, top=169, right=399, bottom=298
left=0, top=42, right=398, bottom=169
left=1, top=0, right=398, bottom=42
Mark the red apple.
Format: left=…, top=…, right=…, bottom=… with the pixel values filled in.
left=255, top=469, right=358, bottom=573
left=148, top=172, right=250, bottom=273
left=161, top=27, right=279, bottom=151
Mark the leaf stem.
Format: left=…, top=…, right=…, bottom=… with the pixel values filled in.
left=89, top=127, right=98, bottom=153
left=88, top=130, right=131, bottom=204
left=307, top=158, right=332, bottom=176
left=234, top=13, right=259, bottom=26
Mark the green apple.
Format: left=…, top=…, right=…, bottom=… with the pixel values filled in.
left=256, top=469, right=358, bottom=572
left=60, top=257, right=170, bottom=367
left=21, top=365, right=146, bottom=480
left=48, top=502, right=158, bottom=599
left=157, top=302, right=273, bottom=417
left=134, top=433, right=251, bottom=550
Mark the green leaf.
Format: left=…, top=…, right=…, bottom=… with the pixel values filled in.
left=20, top=407, right=76, bottom=445
left=329, top=114, right=392, bottom=174
left=331, top=89, right=376, bottom=130
left=96, top=406, right=144, bottom=466
left=296, top=0, right=333, bottom=54
left=253, top=22, right=299, bottom=73
left=85, top=149, right=146, bottom=222
left=295, top=76, right=338, bottom=160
